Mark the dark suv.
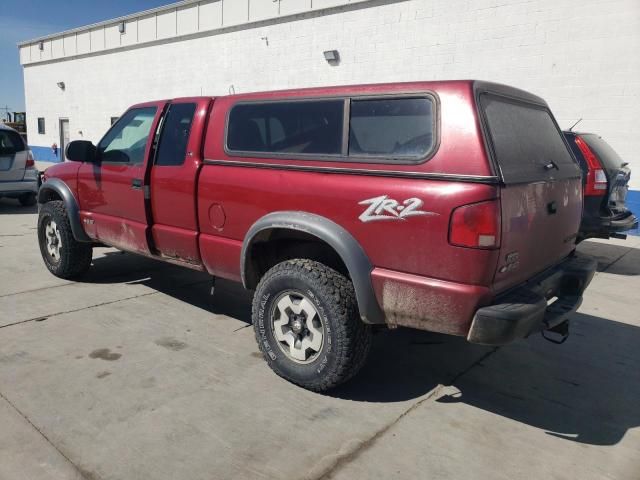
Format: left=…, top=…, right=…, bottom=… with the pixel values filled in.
left=564, top=131, right=638, bottom=241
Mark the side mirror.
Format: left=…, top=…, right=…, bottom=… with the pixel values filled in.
left=65, top=140, right=96, bottom=163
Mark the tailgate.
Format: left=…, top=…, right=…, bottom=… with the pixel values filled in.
left=479, top=93, right=583, bottom=293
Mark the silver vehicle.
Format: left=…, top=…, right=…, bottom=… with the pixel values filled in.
left=0, top=123, right=38, bottom=206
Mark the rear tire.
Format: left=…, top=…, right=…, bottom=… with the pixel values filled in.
left=18, top=193, right=37, bottom=207
left=252, top=259, right=372, bottom=392
left=38, top=201, right=93, bottom=279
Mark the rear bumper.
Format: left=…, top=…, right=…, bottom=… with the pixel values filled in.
left=370, top=268, right=493, bottom=336
left=0, top=177, right=39, bottom=196
left=467, top=254, right=597, bottom=345
left=580, top=207, right=638, bottom=239
left=609, top=211, right=638, bottom=232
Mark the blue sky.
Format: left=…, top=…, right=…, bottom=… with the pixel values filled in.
left=0, top=0, right=171, bottom=114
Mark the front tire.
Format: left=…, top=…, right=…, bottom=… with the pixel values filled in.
left=252, top=259, right=372, bottom=392
left=38, top=201, right=93, bottom=279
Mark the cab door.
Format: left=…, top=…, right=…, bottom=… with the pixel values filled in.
left=149, top=98, right=211, bottom=266
left=77, top=102, right=166, bottom=254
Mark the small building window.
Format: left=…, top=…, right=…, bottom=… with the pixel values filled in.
left=37, top=118, right=45, bottom=134
left=110, top=117, right=119, bottom=125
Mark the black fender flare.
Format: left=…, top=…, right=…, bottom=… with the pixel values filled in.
left=38, top=178, right=92, bottom=243
left=241, top=211, right=385, bottom=324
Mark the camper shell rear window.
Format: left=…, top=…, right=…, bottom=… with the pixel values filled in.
left=479, top=94, right=580, bottom=184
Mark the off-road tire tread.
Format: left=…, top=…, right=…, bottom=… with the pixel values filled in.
left=38, top=201, right=92, bottom=279
left=252, top=259, right=372, bottom=392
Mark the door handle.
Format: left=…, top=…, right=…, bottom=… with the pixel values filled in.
left=131, top=178, right=143, bottom=190
left=544, top=160, right=559, bottom=171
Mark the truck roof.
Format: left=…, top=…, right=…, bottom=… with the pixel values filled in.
left=134, top=80, right=546, bottom=108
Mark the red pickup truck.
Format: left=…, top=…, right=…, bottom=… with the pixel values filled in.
left=37, top=80, right=596, bottom=391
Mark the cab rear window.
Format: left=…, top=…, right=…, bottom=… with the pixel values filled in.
left=480, top=94, right=579, bottom=183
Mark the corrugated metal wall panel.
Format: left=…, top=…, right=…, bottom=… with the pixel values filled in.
left=18, top=0, right=360, bottom=65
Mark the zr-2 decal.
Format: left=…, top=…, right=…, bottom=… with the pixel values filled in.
left=358, top=195, right=438, bottom=223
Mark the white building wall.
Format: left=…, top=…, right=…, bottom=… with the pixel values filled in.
left=21, top=0, right=640, bottom=188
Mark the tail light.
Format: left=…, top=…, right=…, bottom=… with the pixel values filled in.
left=573, top=135, right=607, bottom=196
left=25, top=150, right=35, bottom=168
left=449, top=199, right=501, bottom=249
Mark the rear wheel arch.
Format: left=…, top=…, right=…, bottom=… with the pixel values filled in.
left=242, top=212, right=385, bottom=324
left=38, top=178, right=91, bottom=243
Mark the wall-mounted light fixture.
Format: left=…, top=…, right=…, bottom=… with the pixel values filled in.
left=118, top=21, right=126, bottom=34
left=57, top=82, right=66, bottom=90
left=39, top=41, right=44, bottom=51
left=323, top=50, right=340, bottom=66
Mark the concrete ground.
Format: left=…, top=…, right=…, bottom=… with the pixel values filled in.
left=0, top=197, right=639, bottom=480
left=35, top=161, right=56, bottom=173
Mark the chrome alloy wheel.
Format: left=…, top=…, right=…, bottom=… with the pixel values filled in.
left=45, top=220, right=62, bottom=263
left=271, top=291, right=324, bottom=364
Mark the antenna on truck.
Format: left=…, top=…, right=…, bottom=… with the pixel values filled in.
left=568, top=118, right=583, bottom=132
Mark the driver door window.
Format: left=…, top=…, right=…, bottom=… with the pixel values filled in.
left=98, top=107, right=157, bottom=164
